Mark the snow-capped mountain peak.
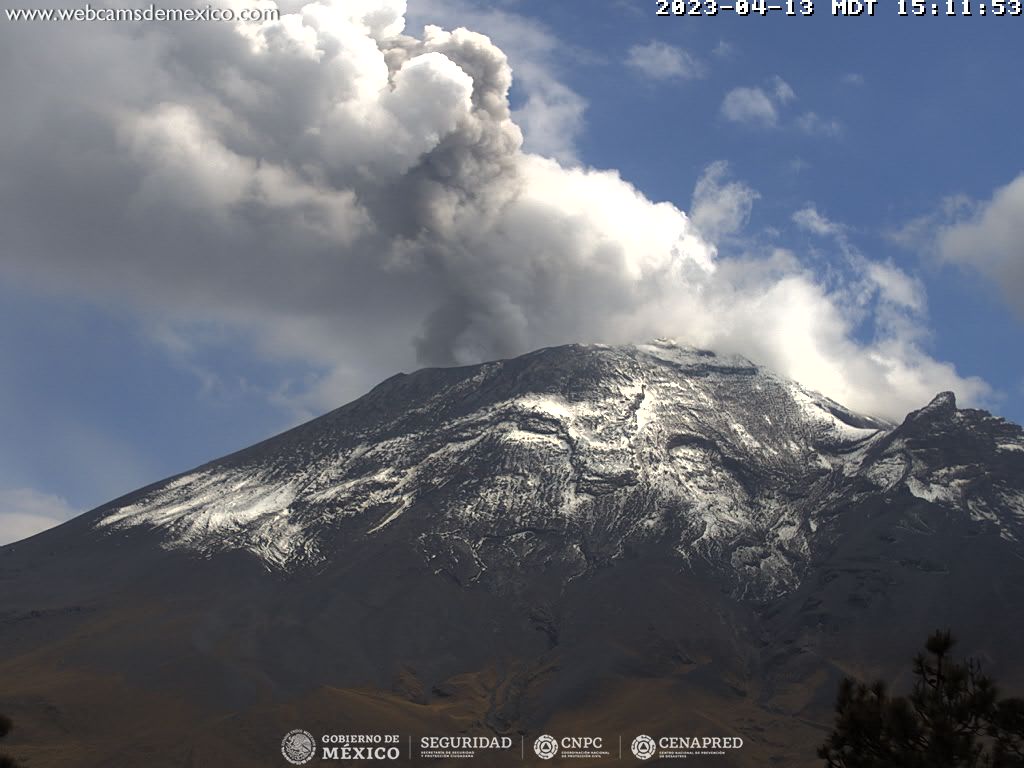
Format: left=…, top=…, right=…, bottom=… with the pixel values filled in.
left=93, top=341, right=1023, bottom=599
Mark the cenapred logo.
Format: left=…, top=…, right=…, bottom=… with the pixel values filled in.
left=281, top=729, right=316, bottom=765
left=534, top=734, right=559, bottom=760
left=631, top=734, right=657, bottom=761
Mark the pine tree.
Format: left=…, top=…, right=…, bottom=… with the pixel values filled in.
left=819, top=631, right=1024, bottom=767
left=0, top=714, right=20, bottom=768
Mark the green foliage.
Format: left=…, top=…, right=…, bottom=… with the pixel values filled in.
left=0, top=714, right=18, bottom=768
left=819, top=631, right=1024, bottom=767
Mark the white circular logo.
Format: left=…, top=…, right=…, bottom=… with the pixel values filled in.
left=631, top=734, right=657, bottom=761
left=281, top=729, right=316, bottom=765
left=534, top=734, right=559, bottom=760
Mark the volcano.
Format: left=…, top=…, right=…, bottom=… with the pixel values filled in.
left=3, top=340, right=1024, bottom=767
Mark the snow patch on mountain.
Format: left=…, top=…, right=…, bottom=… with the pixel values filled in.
left=98, top=468, right=304, bottom=566
left=91, top=341, right=1023, bottom=598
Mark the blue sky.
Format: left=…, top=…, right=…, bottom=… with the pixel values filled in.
left=0, top=0, right=1021, bottom=542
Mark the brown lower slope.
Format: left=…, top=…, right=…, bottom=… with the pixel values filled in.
left=0, top=528, right=820, bottom=767
left=4, top=486, right=1024, bottom=768
left=2, top=652, right=826, bottom=768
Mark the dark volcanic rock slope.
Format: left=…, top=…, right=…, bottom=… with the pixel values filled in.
left=2, top=341, right=1024, bottom=767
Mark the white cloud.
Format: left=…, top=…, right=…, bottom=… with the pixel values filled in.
left=713, top=40, right=736, bottom=59
left=0, top=488, right=77, bottom=545
left=771, top=75, right=796, bottom=104
left=719, top=78, right=793, bottom=127
left=793, top=206, right=842, bottom=237
left=722, top=77, right=838, bottom=138
left=0, top=0, right=989, bottom=423
left=780, top=206, right=956, bottom=412
left=796, top=111, right=842, bottom=138
left=842, top=72, right=865, bottom=86
left=510, top=76, right=586, bottom=164
left=936, top=173, right=1024, bottom=318
left=886, top=195, right=974, bottom=251
left=721, top=86, right=778, bottom=126
left=681, top=258, right=983, bottom=420
left=865, top=261, right=926, bottom=314
left=626, top=41, right=704, bottom=81
left=690, top=162, right=759, bottom=241
left=794, top=205, right=925, bottom=313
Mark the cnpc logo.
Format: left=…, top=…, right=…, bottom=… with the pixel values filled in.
left=533, top=735, right=558, bottom=760
left=534, top=734, right=605, bottom=760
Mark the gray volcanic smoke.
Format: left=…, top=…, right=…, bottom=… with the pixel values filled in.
left=0, top=0, right=987, bottom=419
